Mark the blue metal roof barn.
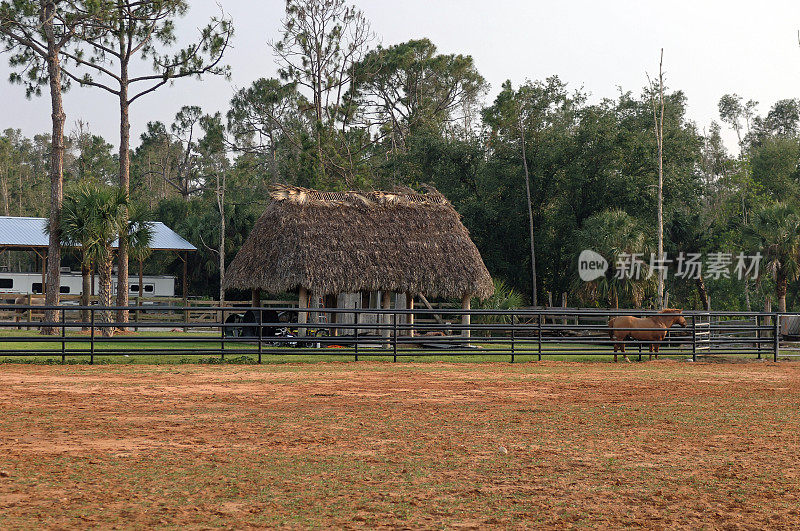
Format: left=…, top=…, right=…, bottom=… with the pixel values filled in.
left=0, top=216, right=196, bottom=251
left=0, top=216, right=195, bottom=302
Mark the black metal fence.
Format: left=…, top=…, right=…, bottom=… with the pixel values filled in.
left=0, top=305, right=797, bottom=363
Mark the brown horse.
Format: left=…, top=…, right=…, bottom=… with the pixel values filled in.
left=608, top=309, right=687, bottom=362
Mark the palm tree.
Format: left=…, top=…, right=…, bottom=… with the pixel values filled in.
left=471, top=279, right=524, bottom=335
left=124, top=204, right=154, bottom=326
left=575, top=209, right=653, bottom=308
left=57, top=188, right=95, bottom=328
left=745, top=202, right=800, bottom=312
left=60, top=184, right=129, bottom=336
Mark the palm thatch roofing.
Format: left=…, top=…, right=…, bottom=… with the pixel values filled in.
left=224, top=184, right=493, bottom=299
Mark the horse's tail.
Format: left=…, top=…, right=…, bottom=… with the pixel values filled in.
left=607, top=317, right=616, bottom=338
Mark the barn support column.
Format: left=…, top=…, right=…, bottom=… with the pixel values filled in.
left=31, top=248, right=46, bottom=295
left=298, top=287, right=308, bottom=337
left=41, top=249, right=47, bottom=297
left=182, top=251, right=188, bottom=305
left=461, top=294, right=471, bottom=340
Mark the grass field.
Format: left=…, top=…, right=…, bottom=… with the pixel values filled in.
left=1, top=361, right=799, bottom=528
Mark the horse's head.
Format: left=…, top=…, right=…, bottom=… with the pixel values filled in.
left=660, top=308, right=687, bottom=327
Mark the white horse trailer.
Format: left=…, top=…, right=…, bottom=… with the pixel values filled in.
left=0, top=271, right=176, bottom=298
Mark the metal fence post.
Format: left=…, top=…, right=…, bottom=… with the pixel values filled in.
left=61, top=308, right=66, bottom=364
left=221, top=307, right=225, bottom=361
left=774, top=313, right=780, bottom=362
left=392, top=312, right=397, bottom=363
left=510, top=315, right=514, bottom=363
left=691, top=314, right=696, bottom=363
left=354, top=311, right=359, bottom=362
left=511, top=314, right=516, bottom=361
left=258, top=309, right=263, bottom=364
left=537, top=313, right=542, bottom=361
left=90, top=308, right=95, bottom=365
left=756, top=314, right=762, bottom=360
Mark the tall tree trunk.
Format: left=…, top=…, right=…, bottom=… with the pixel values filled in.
left=116, top=78, right=130, bottom=327
left=656, top=51, right=665, bottom=310
left=696, top=274, right=709, bottom=310
left=42, top=23, right=64, bottom=335
left=217, top=175, right=226, bottom=307
left=17, top=166, right=22, bottom=216
left=0, top=167, right=9, bottom=216
left=81, top=260, right=90, bottom=331
left=99, top=248, right=114, bottom=337
left=0, top=168, right=7, bottom=270
left=519, top=122, right=537, bottom=307
left=744, top=278, right=752, bottom=311
left=649, top=49, right=665, bottom=310
left=777, top=270, right=787, bottom=313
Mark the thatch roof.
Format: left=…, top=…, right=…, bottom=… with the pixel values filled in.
left=224, top=184, right=493, bottom=299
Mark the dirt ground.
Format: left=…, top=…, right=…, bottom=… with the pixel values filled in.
left=0, top=361, right=799, bottom=529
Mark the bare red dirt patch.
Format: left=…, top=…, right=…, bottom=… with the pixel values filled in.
left=0, top=361, right=799, bottom=528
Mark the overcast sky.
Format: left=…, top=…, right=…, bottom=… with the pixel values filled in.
left=2, top=0, right=800, bottom=152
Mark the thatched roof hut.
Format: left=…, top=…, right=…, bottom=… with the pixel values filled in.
left=224, top=184, right=493, bottom=300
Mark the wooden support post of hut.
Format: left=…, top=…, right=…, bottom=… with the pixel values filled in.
left=298, top=287, right=308, bottom=337
left=324, top=294, right=337, bottom=336
left=309, top=292, right=319, bottom=328
left=251, top=288, right=260, bottom=308
left=381, top=291, right=392, bottom=343
left=406, top=293, right=414, bottom=337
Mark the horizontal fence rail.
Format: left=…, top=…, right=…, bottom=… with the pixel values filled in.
left=0, top=305, right=796, bottom=363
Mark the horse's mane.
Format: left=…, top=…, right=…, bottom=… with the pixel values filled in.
left=652, top=309, right=684, bottom=326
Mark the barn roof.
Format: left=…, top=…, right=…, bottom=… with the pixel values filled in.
left=0, top=216, right=196, bottom=251
left=223, top=184, right=493, bottom=299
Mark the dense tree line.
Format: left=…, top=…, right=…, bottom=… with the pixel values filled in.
left=3, top=0, right=800, bottom=312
